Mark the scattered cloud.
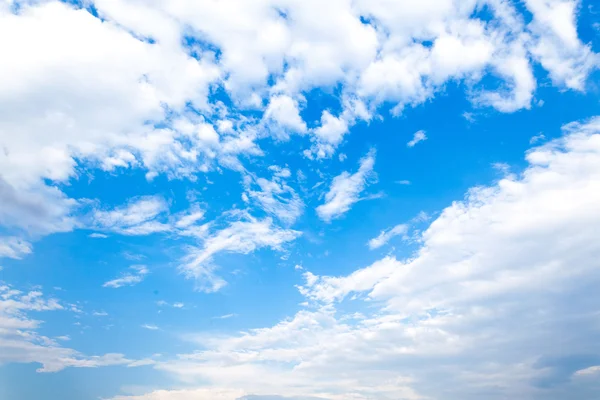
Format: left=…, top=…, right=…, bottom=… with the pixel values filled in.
left=0, top=0, right=597, bottom=263
left=0, top=284, right=140, bottom=372
left=121, top=118, right=600, bottom=400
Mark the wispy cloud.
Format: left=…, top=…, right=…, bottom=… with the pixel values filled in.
left=91, top=196, right=170, bottom=236
left=212, top=313, right=237, bottom=320
left=243, top=169, right=304, bottom=226
left=368, top=224, right=409, bottom=250
left=93, top=310, right=108, bottom=316
left=103, top=265, right=149, bottom=289
left=88, top=233, right=108, bottom=239
left=180, top=213, right=301, bottom=292
left=530, top=133, right=546, bottom=144
left=141, top=324, right=159, bottom=331
left=316, top=150, right=377, bottom=222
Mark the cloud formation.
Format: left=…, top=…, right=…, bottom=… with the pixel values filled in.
left=0, top=0, right=597, bottom=256
left=368, top=224, right=409, bottom=250
left=103, top=265, right=149, bottom=289
left=316, top=150, right=377, bottom=222
left=180, top=213, right=301, bottom=292
left=407, top=130, right=427, bottom=148
left=112, top=118, right=600, bottom=400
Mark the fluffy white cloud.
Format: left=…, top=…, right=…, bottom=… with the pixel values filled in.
left=0, top=0, right=598, bottom=258
left=524, top=0, right=599, bottom=90
left=316, top=150, right=377, bottom=222
left=367, top=224, right=408, bottom=250
left=103, top=265, right=149, bottom=289
left=264, top=95, right=307, bottom=135
left=113, top=117, right=600, bottom=400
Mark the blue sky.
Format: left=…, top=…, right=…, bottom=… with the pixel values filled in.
left=1, top=1, right=600, bottom=399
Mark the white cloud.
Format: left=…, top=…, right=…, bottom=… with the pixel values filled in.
left=395, top=180, right=411, bottom=185
left=0, top=284, right=140, bottom=373
left=524, top=0, right=599, bottom=90
left=243, top=171, right=304, bottom=226
left=141, top=324, right=159, bottom=331
left=180, top=213, right=301, bottom=292
left=175, top=207, right=206, bottom=229
left=316, top=150, right=376, bottom=222
left=0, top=236, right=32, bottom=259
left=93, top=311, right=109, bottom=317
left=212, top=313, right=237, bottom=320
left=0, top=0, right=597, bottom=260
left=530, top=133, right=546, bottom=144
left=574, top=366, right=600, bottom=376
left=91, top=196, right=170, bottom=236
left=89, top=233, right=109, bottom=239
left=115, top=117, right=600, bottom=400
left=110, top=388, right=246, bottom=400
left=264, top=95, right=307, bottom=135
left=0, top=176, right=77, bottom=236
left=103, top=265, right=149, bottom=289
left=407, top=130, right=427, bottom=148
left=368, top=224, right=408, bottom=250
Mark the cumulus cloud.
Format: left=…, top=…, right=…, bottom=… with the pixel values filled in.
left=103, top=265, right=149, bottom=289
left=316, top=150, right=377, bottom=222
left=113, top=118, right=600, bottom=400
left=0, top=0, right=597, bottom=258
left=264, top=95, right=307, bottom=135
